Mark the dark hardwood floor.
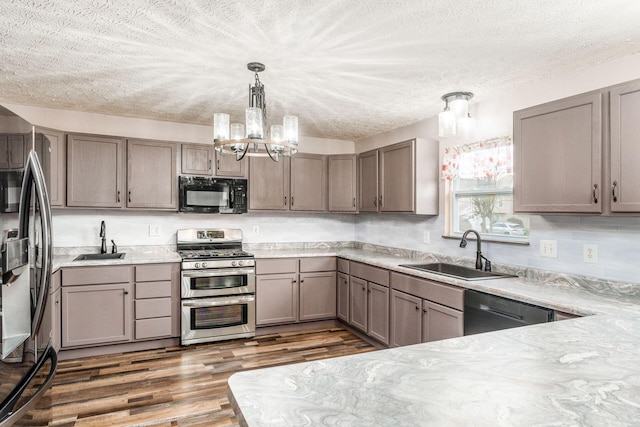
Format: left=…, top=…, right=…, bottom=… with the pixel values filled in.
left=19, top=327, right=376, bottom=426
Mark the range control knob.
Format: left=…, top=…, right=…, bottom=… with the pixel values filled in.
left=231, top=260, right=237, bottom=267
left=238, top=260, right=244, bottom=266
left=195, top=263, right=200, bottom=269
left=201, top=262, right=207, bottom=268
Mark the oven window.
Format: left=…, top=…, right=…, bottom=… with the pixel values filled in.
left=190, top=275, right=247, bottom=291
left=191, top=304, right=248, bottom=329
left=186, top=189, right=228, bottom=207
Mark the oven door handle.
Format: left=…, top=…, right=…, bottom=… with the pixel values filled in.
left=182, top=268, right=254, bottom=278
left=182, top=295, right=255, bottom=307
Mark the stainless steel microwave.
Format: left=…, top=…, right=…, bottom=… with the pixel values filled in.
left=178, top=176, right=248, bottom=214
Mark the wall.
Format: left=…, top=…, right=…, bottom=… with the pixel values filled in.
left=354, top=51, right=640, bottom=284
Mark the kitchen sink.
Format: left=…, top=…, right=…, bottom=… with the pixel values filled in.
left=73, top=253, right=126, bottom=261
left=398, top=262, right=516, bottom=281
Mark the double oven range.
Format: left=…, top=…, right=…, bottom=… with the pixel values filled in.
left=178, top=228, right=255, bottom=345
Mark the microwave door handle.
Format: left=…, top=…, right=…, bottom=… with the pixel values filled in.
left=229, top=187, right=235, bottom=208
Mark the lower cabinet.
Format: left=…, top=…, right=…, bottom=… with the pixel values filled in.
left=336, top=272, right=350, bottom=322
left=390, top=272, right=464, bottom=347
left=60, top=263, right=179, bottom=349
left=255, top=257, right=337, bottom=326
left=347, top=261, right=390, bottom=346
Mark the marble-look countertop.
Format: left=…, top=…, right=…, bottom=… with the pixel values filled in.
left=228, top=246, right=640, bottom=426
left=52, top=246, right=181, bottom=272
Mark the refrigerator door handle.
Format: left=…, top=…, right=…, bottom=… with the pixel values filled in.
left=0, top=345, right=58, bottom=426
left=18, top=148, right=53, bottom=337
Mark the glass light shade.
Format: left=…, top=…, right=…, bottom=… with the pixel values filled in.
left=458, top=114, right=476, bottom=140
left=283, top=115, right=298, bottom=145
left=245, top=107, right=264, bottom=139
left=269, top=124, right=284, bottom=153
left=438, top=109, right=456, bottom=137
left=449, top=98, right=468, bottom=119
left=213, top=113, right=229, bottom=142
left=230, top=123, right=245, bottom=140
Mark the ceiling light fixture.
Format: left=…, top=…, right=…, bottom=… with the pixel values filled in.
left=438, top=91, right=474, bottom=138
left=213, top=62, right=298, bottom=162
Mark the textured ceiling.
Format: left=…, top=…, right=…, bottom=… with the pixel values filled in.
left=1, top=1, right=640, bottom=141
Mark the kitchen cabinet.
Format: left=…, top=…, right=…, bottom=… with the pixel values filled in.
left=348, top=261, right=390, bottom=345
left=181, top=143, right=213, bottom=175
left=389, top=272, right=464, bottom=347
left=290, top=153, right=327, bottom=211
left=610, top=80, right=640, bottom=212
left=0, top=134, right=26, bottom=170
left=358, top=138, right=438, bottom=214
left=134, top=263, right=180, bottom=340
left=127, top=139, right=178, bottom=209
left=36, top=128, right=66, bottom=207
left=215, top=150, right=246, bottom=177
left=328, top=154, right=357, bottom=212
left=255, top=257, right=336, bottom=326
left=337, top=258, right=350, bottom=322
left=249, top=156, right=290, bottom=211
left=67, top=133, right=125, bottom=208
left=514, top=92, right=603, bottom=213
left=39, top=270, right=61, bottom=352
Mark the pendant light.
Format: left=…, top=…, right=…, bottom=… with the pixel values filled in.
left=438, top=91, right=475, bottom=138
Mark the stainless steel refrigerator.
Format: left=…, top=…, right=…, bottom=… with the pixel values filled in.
left=0, top=110, right=57, bottom=426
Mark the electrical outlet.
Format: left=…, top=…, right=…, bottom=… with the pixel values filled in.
left=253, top=225, right=260, bottom=235
left=540, top=240, right=558, bottom=258
left=423, top=231, right=430, bottom=244
left=583, top=244, right=598, bottom=263
left=149, top=225, right=161, bottom=236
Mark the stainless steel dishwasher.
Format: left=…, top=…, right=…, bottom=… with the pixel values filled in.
left=464, top=289, right=554, bottom=335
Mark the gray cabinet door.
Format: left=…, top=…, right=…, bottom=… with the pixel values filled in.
left=358, top=149, right=379, bottom=212
left=39, top=128, right=66, bottom=207
left=290, top=153, right=327, bottom=211
left=1, top=134, right=26, bottom=170
left=349, top=276, right=368, bottom=332
left=367, top=282, right=389, bottom=345
left=215, top=150, right=246, bottom=177
left=256, top=273, right=298, bottom=325
left=328, top=154, right=357, bottom=212
left=61, top=283, right=133, bottom=347
left=610, top=81, right=640, bottom=212
left=181, top=143, right=213, bottom=175
left=249, top=156, right=290, bottom=210
left=67, top=134, right=124, bottom=207
left=380, top=140, right=415, bottom=212
left=299, top=271, right=336, bottom=321
left=336, top=272, right=350, bottom=322
left=514, top=93, right=602, bottom=213
left=390, top=290, right=421, bottom=347
left=422, top=300, right=463, bottom=342
left=127, top=139, right=178, bottom=209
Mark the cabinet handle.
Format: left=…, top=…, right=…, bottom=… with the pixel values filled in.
left=379, top=195, right=383, bottom=207
left=293, top=280, right=297, bottom=284
left=423, top=309, right=427, bottom=313
left=284, top=196, right=287, bottom=206
left=291, top=196, right=294, bottom=206
left=217, top=159, right=220, bottom=170
left=612, top=180, right=618, bottom=203
left=209, top=159, right=212, bottom=170
left=300, top=279, right=304, bottom=283
left=373, top=197, right=377, bottom=207
left=117, top=190, right=120, bottom=203
left=353, top=197, right=356, bottom=207
left=415, top=306, right=420, bottom=311
left=592, top=184, right=598, bottom=204
left=124, top=291, right=129, bottom=295
left=362, top=286, right=366, bottom=291
left=128, top=190, right=132, bottom=203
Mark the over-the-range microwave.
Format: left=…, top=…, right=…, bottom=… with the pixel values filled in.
left=178, top=176, right=247, bottom=214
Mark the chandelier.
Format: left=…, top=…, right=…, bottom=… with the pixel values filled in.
left=213, top=62, right=299, bottom=162
left=438, top=91, right=475, bottom=139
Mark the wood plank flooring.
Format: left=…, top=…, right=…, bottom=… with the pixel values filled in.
left=18, top=327, right=377, bottom=426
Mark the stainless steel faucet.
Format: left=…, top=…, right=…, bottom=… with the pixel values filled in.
left=100, top=221, right=107, bottom=254
left=460, top=229, right=489, bottom=271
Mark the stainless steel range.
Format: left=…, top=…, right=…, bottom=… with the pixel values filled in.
left=177, top=228, right=255, bottom=345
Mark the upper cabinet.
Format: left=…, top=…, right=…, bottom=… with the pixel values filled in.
left=514, top=77, right=640, bottom=215
left=181, top=143, right=213, bottom=175
left=0, top=134, right=26, bottom=170
left=610, top=81, right=640, bottom=212
left=290, top=153, right=326, bottom=211
left=127, top=139, right=177, bottom=210
left=215, top=150, right=246, bottom=177
left=249, top=156, right=290, bottom=211
left=358, top=138, right=438, bottom=215
left=514, top=93, right=603, bottom=213
left=67, top=134, right=125, bottom=208
left=36, top=128, right=66, bottom=207
left=328, top=154, right=357, bottom=212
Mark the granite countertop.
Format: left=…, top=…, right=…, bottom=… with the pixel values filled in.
left=228, top=247, right=640, bottom=426
left=52, top=247, right=181, bottom=272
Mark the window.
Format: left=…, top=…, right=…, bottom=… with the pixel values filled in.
left=442, top=137, right=529, bottom=241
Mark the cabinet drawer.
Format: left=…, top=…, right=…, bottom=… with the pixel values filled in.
left=390, top=272, right=464, bottom=311
left=135, top=317, right=172, bottom=340
left=135, top=263, right=174, bottom=282
left=135, top=281, right=172, bottom=299
left=300, top=257, right=336, bottom=273
left=256, top=258, right=298, bottom=274
left=135, top=298, right=172, bottom=319
left=350, top=262, right=389, bottom=286
left=337, top=258, right=350, bottom=274
left=62, top=266, right=130, bottom=286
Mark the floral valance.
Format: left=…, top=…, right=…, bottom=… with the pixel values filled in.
left=441, top=136, right=513, bottom=180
